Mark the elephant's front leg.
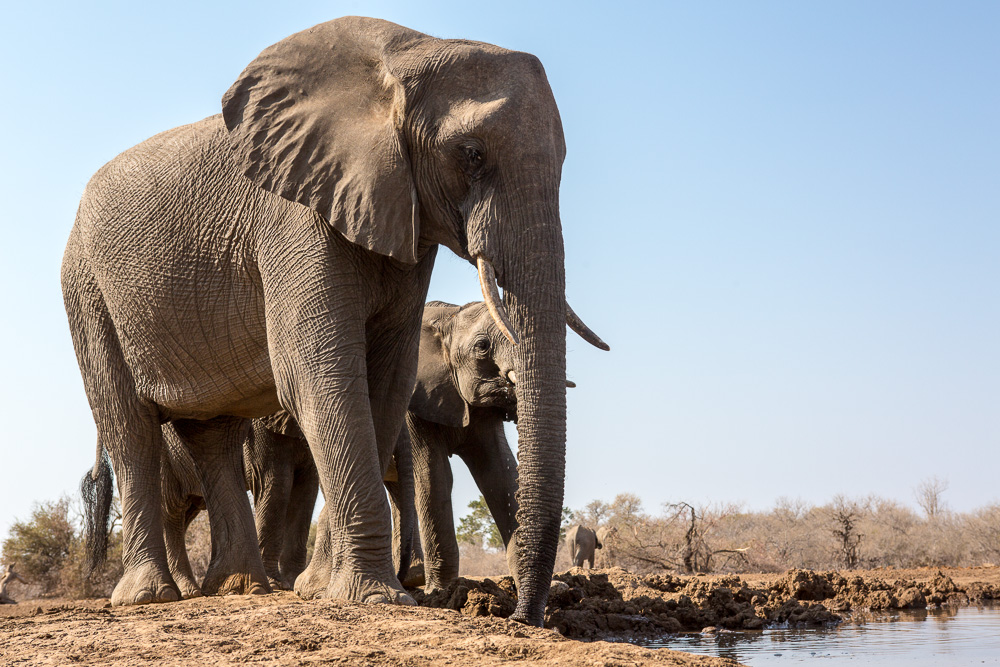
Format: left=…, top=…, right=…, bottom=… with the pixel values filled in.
left=456, top=416, right=520, bottom=550
left=172, top=417, right=270, bottom=596
left=275, top=316, right=419, bottom=604
left=287, top=357, right=411, bottom=603
left=410, top=419, right=461, bottom=592
left=263, top=231, right=430, bottom=605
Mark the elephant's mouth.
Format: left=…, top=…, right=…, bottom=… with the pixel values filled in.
left=470, top=381, right=518, bottom=421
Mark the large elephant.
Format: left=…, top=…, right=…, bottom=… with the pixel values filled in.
left=65, top=17, right=603, bottom=624
left=565, top=525, right=602, bottom=569
left=405, top=300, right=602, bottom=591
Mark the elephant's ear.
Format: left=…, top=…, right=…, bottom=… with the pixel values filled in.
left=409, top=308, right=470, bottom=428
left=222, top=18, right=426, bottom=264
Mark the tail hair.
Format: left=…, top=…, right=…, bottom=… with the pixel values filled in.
left=80, top=453, right=114, bottom=577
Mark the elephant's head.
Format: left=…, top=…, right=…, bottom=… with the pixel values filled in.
left=410, top=301, right=519, bottom=427
left=221, top=16, right=608, bottom=625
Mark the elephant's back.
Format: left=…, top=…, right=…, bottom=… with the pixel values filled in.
left=76, top=116, right=251, bottom=233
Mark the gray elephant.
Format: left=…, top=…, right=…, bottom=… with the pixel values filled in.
left=404, top=300, right=601, bottom=591
left=66, top=17, right=603, bottom=623
left=565, top=525, right=602, bottom=568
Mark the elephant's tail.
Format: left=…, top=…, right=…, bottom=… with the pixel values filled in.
left=80, top=450, right=114, bottom=576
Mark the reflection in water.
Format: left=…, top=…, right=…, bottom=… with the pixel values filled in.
left=643, top=605, right=1000, bottom=666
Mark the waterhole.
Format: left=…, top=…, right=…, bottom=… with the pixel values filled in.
left=645, top=605, right=1000, bottom=665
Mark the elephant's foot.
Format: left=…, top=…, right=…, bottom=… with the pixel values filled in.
left=173, top=569, right=202, bottom=600
left=325, top=563, right=416, bottom=606
left=269, top=576, right=293, bottom=591
left=173, top=573, right=203, bottom=599
left=294, top=554, right=332, bottom=600
left=111, top=563, right=180, bottom=606
left=202, top=566, right=271, bottom=596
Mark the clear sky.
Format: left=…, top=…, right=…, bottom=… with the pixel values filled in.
left=1, top=1, right=997, bottom=541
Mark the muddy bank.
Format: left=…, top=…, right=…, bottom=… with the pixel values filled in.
left=0, top=592, right=737, bottom=667
left=414, top=566, right=1000, bottom=642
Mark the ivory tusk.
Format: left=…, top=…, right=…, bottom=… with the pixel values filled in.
left=476, top=256, right=520, bottom=345
left=566, top=380, right=576, bottom=388
left=566, top=303, right=610, bottom=351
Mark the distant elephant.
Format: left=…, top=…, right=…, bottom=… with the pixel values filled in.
left=565, top=525, right=602, bottom=568
left=403, top=300, right=604, bottom=591
left=67, top=16, right=604, bottom=623
left=0, top=564, right=27, bottom=604
left=158, top=411, right=413, bottom=599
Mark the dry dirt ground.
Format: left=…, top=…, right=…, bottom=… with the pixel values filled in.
left=2, top=566, right=997, bottom=666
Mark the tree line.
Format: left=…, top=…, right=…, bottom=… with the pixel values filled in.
left=3, top=478, right=999, bottom=600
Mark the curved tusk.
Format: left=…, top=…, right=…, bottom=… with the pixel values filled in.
left=507, top=370, right=518, bottom=385
left=566, top=380, right=576, bottom=388
left=476, top=256, right=520, bottom=345
left=566, top=303, right=610, bottom=351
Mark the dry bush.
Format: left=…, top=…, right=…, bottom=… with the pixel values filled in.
left=1, top=498, right=76, bottom=597
left=966, top=504, right=1000, bottom=565
left=574, top=491, right=1000, bottom=575
left=457, top=543, right=508, bottom=577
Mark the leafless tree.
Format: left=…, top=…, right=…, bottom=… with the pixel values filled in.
left=914, top=476, right=949, bottom=519
left=829, top=496, right=865, bottom=569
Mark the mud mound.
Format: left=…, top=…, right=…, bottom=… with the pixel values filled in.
left=414, top=567, right=1000, bottom=642
left=416, top=569, right=838, bottom=641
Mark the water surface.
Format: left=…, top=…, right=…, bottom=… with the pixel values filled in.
left=646, top=606, right=1000, bottom=665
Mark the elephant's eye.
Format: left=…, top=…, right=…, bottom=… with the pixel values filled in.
left=462, top=145, right=485, bottom=173
left=473, top=337, right=491, bottom=356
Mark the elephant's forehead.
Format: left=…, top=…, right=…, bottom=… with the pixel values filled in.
left=437, top=97, right=510, bottom=137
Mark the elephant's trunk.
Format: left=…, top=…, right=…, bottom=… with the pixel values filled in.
left=477, top=186, right=567, bottom=627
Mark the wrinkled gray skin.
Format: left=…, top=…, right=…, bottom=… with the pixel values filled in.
left=405, top=301, right=520, bottom=591
left=565, top=525, right=602, bottom=568
left=65, top=18, right=582, bottom=624
left=159, top=411, right=412, bottom=598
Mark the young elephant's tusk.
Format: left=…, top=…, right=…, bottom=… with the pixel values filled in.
left=566, top=380, right=576, bottom=388
left=476, top=256, right=520, bottom=345
left=566, top=302, right=610, bottom=351
left=507, top=370, right=518, bottom=385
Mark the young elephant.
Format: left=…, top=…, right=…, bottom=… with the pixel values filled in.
left=158, top=413, right=412, bottom=598
left=405, top=300, right=597, bottom=591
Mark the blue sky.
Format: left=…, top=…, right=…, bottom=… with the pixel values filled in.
left=1, top=1, right=997, bottom=540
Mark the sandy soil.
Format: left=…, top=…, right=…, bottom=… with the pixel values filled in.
left=0, top=592, right=736, bottom=667
left=2, top=566, right=996, bottom=666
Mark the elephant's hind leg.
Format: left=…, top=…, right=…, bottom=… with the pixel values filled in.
left=171, top=417, right=270, bottom=596
left=62, top=237, right=179, bottom=606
